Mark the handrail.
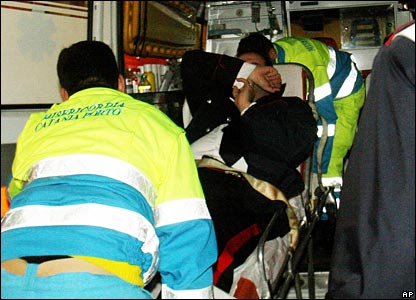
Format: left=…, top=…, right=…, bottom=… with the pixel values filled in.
left=256, top=62, right=332, bottom=299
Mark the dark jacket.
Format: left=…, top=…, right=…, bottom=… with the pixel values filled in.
left=327, top=21, right=415, bottom=299
left=181, top=50, right=317, bottom=198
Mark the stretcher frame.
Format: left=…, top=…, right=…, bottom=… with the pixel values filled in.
left=254, top=63, right=334, bottom=299
left=146, top=63, right=333, bottom=299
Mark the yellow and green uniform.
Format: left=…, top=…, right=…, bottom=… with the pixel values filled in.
left=2, top=87, right=217, bottom=299
left=273, top=37, right=365, bottom=188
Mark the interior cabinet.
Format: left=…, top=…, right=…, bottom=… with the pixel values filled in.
left=122, top=1, right=201, bottom=59
left=285, top=1, right=398, bottom=71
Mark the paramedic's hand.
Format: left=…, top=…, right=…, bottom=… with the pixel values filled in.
left=233, top=78, right=255, bottom=113
left=248, top=66, right=281, bottom=93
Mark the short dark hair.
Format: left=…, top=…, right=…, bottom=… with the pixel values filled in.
left=237, top=33, right=275, bottom=66
left=57, top=41, right=120, bottom=96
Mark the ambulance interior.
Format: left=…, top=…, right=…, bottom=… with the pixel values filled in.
left=1, top=1, right=414, bottom=299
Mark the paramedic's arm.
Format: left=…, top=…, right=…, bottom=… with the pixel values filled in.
left=154, top=131, right=217, bottom=299
left=7, top=111, right=45, bottom=199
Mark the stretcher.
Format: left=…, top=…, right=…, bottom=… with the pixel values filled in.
left=254, top=63, right=335, bottom=299
left=206, top=63, right=333, bottom=299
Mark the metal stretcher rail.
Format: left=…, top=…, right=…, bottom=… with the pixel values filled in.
left=256, top=63, right=333, bottom=299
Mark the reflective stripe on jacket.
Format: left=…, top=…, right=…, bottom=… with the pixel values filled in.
left=3, top=87, right=217, bottom=298
left=273, top=37, right=364, bottom=185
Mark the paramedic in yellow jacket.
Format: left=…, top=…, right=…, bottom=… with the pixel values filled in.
left=1, top=41, right=217, bottom=299
left=237, top=34, right=365, bottom=194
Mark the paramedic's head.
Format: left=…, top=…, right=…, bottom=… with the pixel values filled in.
left=57, top=40, right=124, bottom=99
left=237, top=33, right=276, bottom=67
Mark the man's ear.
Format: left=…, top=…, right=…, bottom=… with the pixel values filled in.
left=269, top=48, right=277, bottom=62
left=118, top=74, right=125, bottom=93
left=60, top=87, right=69, bottom=101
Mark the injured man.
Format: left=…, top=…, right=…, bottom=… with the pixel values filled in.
left=180, top=48, right=317, bottom=298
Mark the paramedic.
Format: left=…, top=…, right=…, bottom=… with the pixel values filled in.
left=181, top=49, right=317, bottom=292
left=1, top=41, right=217, bottom=299
left=237, top=33, right=366, bottom=198
left=327, top=20, right=415, bottom=299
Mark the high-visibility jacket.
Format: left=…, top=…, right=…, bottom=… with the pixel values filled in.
left=1, top=87, right=217, bottom=299
left=273, top=37, right=365, bottom=187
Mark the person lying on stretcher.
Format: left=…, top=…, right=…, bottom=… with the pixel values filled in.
left=180, top=48, right=317, bottom=294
